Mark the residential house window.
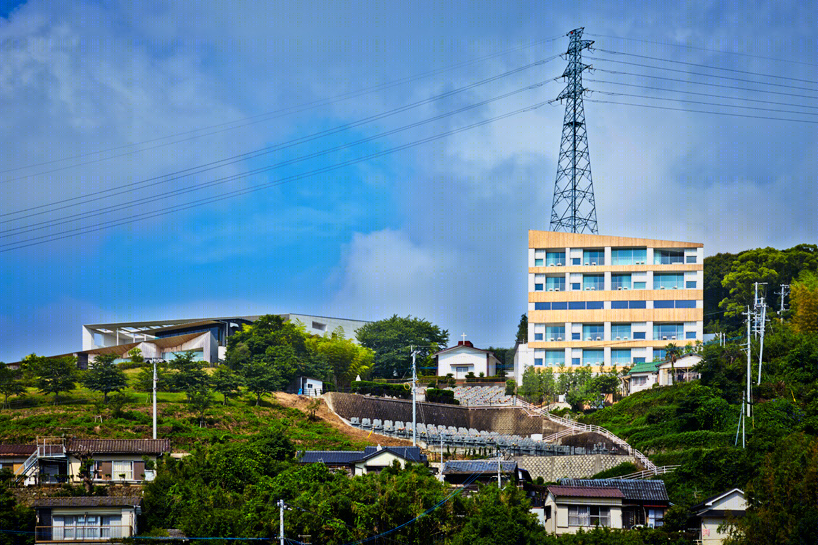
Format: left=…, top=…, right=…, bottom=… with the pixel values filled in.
left=583, top=275, right=604, bottom=291
left=653, top=274, right=684, bottom=290
left=52, top=515, right=123, bottom=540
left=582, top=324, right=604, bottom=341
left=112, top=461, right=133, bottom=481
left=647, top=509, right=664, bottom=528
left=546, top=251, right=565, bottom=266
left=611, top=274, right=631, bottom=290
left=654, top=249, right=684, bottom=265
left=611, top=349, right=631, bottom=365
left=611, top=324, right=631, bottom=339
left=568, top=506, right=610, bottom=527
left=545, top=350, right=564, bottom=366
left=546, top=276, right=566, bottom=291
left=583, top=250, right=605, bottom=265
left=582, top=349, right=604, bottom=366
left=653, top=323, right=684, bottom=341
left=611, top=248, right=647, bottom=265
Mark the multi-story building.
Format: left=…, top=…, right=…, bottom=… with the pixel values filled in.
left=514, top=231, right=703, bottom=383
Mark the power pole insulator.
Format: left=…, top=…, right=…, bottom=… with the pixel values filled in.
left=550, top=28, right=598, bottom=234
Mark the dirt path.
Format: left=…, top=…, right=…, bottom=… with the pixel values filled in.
left=273, top=392, right=415, bottom=447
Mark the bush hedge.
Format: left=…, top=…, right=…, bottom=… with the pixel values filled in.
left=351, top=381, right=411, bottom=399
left=425, top=388, right=459, bottom=405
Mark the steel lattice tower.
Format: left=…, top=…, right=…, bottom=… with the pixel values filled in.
left=550, top=28, right=598, bottom=234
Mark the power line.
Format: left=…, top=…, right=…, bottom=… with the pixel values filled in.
left=1, top=82, right=552, bottom=240
left=585, top=78, right=818, bottom=110
left=585, top=98, right=818, bottom=124
left=585, top=33, right=818, bottom=68
left=587, top=56, right=818, bottom=93
left=0, top=35, right=566, bottom=179
left=592, top=68, right=818, bottom=100
left=0, top=98, right=553, bottom=252
left=592, top=90, right=818, bottom=117
left=593, top=48, right=818, bottom=85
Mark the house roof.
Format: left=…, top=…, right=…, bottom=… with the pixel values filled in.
left=299, top=446, right=427, bottom=466
left=432, top=342, right=497, bottom=358
left=547, top=486, right=625, bottom=499
left=626, top=361, right=662, bottom=375
left=33, top=496, right=143, bottom=508
left=690, top=488, right=745, bottom=514
left=66, top=438, right=171, bottom=455
left=442, top=460, right=517, bottom=474
left=360, top=446, right=427, bottom=464
left=559, top=479, right=669, bottom=502
left=657, top=354, right=702, bottom=370
left=0, top=444, right=36, bottom=457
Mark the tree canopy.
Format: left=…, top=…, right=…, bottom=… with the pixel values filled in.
left=82, top=353, right=128, bottom=402
left=356, top=315, right=448, bottom=378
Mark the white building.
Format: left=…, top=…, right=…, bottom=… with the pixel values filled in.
left=433, top=341, right=500, bottom=379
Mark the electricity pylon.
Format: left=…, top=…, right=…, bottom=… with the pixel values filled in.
left=550, top=27, right=598, bottom=234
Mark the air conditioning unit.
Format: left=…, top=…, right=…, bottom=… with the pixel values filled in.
left=548, top=288, right=554, bottom=292
left=663, top=336, right=668, bottom=340
left=596, top=336, right=602, bottom=341
left=585, top=287, right=591, bottom=290
left=624, top=336, right=629, bottom=340
left=549, top=338, right=555, bottom=342
left=672, top=286, right=678, bottom=289
left=556, top=262, right=563, bottom=266
left=592, top=262, right=597, bottom=266
left=555, top=288, right=560, bottom=291
left=586, top=337, right=592, bottom=341
left=617, top=286, right=623, bottom=290
left=671, top=336, right=676, bottom=340
left=660, top=286, right=665, bottom=290
left=557, top=337, right=562, bottom=341
left=616, top=336, right=621, bottom=340
left=548, top=263, right=554, bottom=266
left=590, top=287, right=596, bottom=291
left=623, top=287, right=629, bottom=290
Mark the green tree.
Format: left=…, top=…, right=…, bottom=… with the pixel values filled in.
left=82, top=353, right=128, bottom=402
left=518, top=366, right=542, bottom=403
left=211, top=365, right=244, bottom=404
left=516, top=313, right=528, bottom=343
left=188, top=388, right=214, bottom=427
left=665, top=343, right=683, bottom=384
left=356, top=315, right=448, bottom=378
left=0, top=477, right=35, bottom=544
left=307, top=328, right=374, bottom=387
left=127, top=347, right=144, bottom=363
left=451, top=484, right=546, bottom=545
left=169, top=352, right=210, bottom=402
left=29, top=355, right=77, bottom=404
left=0, top=364, right=26, bottom=409
left=243, top=361, right=279, bottom=405
left=790, top=270, right=818, bottom=333
left=134, top=362, right=168, bottom=396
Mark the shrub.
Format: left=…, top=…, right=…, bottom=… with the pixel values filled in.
left=425, top=388, right=459, bottom=405
left=351, top=381, right=411, bottom=399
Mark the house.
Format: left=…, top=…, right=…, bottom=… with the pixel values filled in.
left=515, top=231, right=704, bottom=383
left=12, top=437, right=171, bottom=485
left=32, top=496, right=142, bottom=543
left=0, top=444, right=37, bottom=485
left=286, top=376, right=324, bottom=397
left=690, top=488, right=746, bottom=544
left=299, top=446, right=427, bottom=475
left=544, top=479, right=670, bottom=534
left=434, top=341, right=500, bottom=379
left=624, top=361, right=661, bottom=394
left=441, top=460, right=531, bottom=488
left=623, top=353, right=702, bottom=395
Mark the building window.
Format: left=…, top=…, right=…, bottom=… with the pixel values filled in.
left=547, top=251, right=565, bottom=266
left=568, top=506, right=610, bottom=527
left=654, top=349, right=666, bottom=361
left=611, top=349, right=631, bottom=365
left=686, top=280, right=697, bottom=288
left=534, top=284, right=543, bottom=291
left=612, top=301, right=627, bottom=310
left=654, top=323, right=684, bottom=341
left=628, top=300, right=646, bottom=309
left=583, top=250, right=605, bottom=266
left=648, top=509, right=664, bottom=528
left=686, top=331, right=697, bottom=339
left=535, top=302, right=549, bottom=310
left=112, top=461, right=133, bottom=481
left=552, top=302, right=567, bottom=310
left=534, top=333, right=543, bottom=341
left=633, top=357, right=646, bottom=363
left=654, top=300, right=674, bottom=309
left=546, top=276, right=566, bottom=291
left=572, top=332, right=581, bottom=340
left=572, top=257, right=581, bottom=265
left=611, top=324, right=631, bottom=339
left=534, top=358, right=543, bottom=366
left=632, top=331, right=646, bottom=340
left=572, top=357, right=581, bottom=366
left=686, top=255, right=697, bottom=264
left=535, top=258, right=543, bottom=266
left=654, top=273, right=684, bottom=290
left=654, top=249, right=684, bottom=265
left=582, top=349, right=604, bottom=366
left=545, top=326, right=565, bottom=341
left=675, top=300, right=696, bottom=308
left=534, top=274, right=545, bottom=291
left=633, top=281, right=647, bottom=289
left=569, top=302, right=585, bottom=310
left=582, top=324, right=604, bottom=341
left=611, top=248, right=647, bottom=265
left=545, top=350, right=564, bottom=366
left=583, top=275, right=604, bottom=291
left=611, top=274, right=631, bottom=290
left=571, top=282, right=581, bottom=291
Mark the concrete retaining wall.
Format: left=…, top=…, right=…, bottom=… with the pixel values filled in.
left=512, top=454, right=629, bottom=481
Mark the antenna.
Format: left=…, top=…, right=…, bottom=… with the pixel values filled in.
left=550, top=28, right=598, bottom=234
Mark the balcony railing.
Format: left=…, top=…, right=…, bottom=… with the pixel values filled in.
left=35, top=525, right=131, bottom=542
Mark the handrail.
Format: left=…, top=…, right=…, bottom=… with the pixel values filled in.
left=617, top=465, right=680, bottom=480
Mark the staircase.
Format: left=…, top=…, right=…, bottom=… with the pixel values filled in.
left=14, top=437, right=66, bottom=485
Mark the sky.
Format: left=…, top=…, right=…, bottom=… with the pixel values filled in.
left=0, top=0, right=816, bottom=361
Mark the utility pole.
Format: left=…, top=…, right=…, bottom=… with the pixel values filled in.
left=497, top=449, right=502, bottom=488
left=744, top=307, right=752, bottom=420
left=152, top=359, right=158, bottom=440
left=411, top=348, right=418, bottom=446
left=777, top=284, right=790, bottom=321
left=279, top=499, right=285, bottom=545
left=550, top=28, right=598, bottom=234
left=757, top=300, right=767, bottom=386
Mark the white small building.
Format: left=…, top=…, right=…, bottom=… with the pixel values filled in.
left=691, top=488, right=746, bottom=544
left=433, top=341, right=500, bottom=379
left=658, top=354, right=702, bottom=386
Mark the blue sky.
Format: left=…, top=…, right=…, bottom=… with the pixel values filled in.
left=1, top=0, right=816, bottom=361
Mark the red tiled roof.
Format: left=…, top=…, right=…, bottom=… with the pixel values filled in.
left=0, top=444, right=36, bottom=457
left=547, top=486, right=625, bottom=498
left=66, top=438, right=171, bottom=455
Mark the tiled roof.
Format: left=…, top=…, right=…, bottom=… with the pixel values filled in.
left=66, top=438, right=171, bottom=455
left=442, top=460, right=517, bottom=474
left=548, top=486, right=625, bottom=498
left=299, top=451, right=362, bottom=465
left=559, top=479, right=669, bottom=502
left=33, top=496, right=143, bottom=508
left=0, top=444, right=36, bottom=457
left=361, top=446, right=427, bottom=464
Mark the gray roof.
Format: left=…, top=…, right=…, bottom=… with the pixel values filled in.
left=33, top=496, right=142, bottom=508
left=67, top=438, right=171, bottom=455
left=361, top=446, right=426, bottom=464
left=299, top=447, right=427, bottom=466
left=559, top=479, right=669, bottom=502
left=442, top=460, right=517, bottom=474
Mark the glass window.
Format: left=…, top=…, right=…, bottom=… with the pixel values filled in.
left=552, top=302, right=567, bottom=310
left=654, top=274, right=684, bottom=290
left=547, top=251, right=565, bottom=266
left=545, top=326, right=565, bottom=341
left=546, top=276, right=566, bottom=291
left=611, top=274, right=631, bottom=290
left=572, top=332, right=581, bottom=340
left=633, top=357, right=646, bottom=364
left=572, top=257, right=581, bottom=265
left=611, top=248, right=647, bottom=265
left=583, top=275, right=604, bottom=290
left=686, top=280, right=697, bottom=288
left=571, top=283, right=581, bottom=291
left=653, top=323, right=684, bottom=340
left=587, top=301, right=604, bottom=309
left=582, top=350, right=604, bottom=366
left=535, top=258, right=543, bottom=266
left=676, top=300, right=696, bottom=308
left=686, top=255, right=697, bottom=264
left=611, top=349, right=631, bottom=365
left=535, top=302, right=549, bottom=310
left=534, top=358, right=543, bottom=366
left=633, top=331, right=646, bottom=340
left=113, top=460, right=133, bottom=481
left=654, top=249, right=684, bottom=265
left=654, top=349, right=666, bottom=361
left=534, top=283, right=543, bottom=291
left=654, top=300, right=674, bottom=309
left=648, top=508, right=664, bottom=528
left=545, top=350, right=564, bottom=366
left=686, top=331, right=697, bottom=339
left=583, top=324, right=604, bottom=340
left=583, top=250, right=605, bottom=266
left=569, top=302, right=585, bottom=310
left=534, top=332, right=543, bottom=341
left=633, top=281, right=647, bottom=289
left=611, top=301, right=628, bottom=310
left=611, top=324, right=631, bottom=339
left=628, top=300, right=646, bottom=309
left=572, top=357, right=581, bottom=366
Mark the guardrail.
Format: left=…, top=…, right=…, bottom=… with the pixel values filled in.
left=617, top=465, right=680, bottom=480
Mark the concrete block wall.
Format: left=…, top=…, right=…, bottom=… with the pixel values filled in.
left=511, top=454, right=629, bottom=481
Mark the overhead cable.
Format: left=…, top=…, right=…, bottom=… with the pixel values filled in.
left=585, top=98, right=818, bottom=124
left=593, top=90, right=818, bottom=117
left=0, top=35, right=565, bottom=179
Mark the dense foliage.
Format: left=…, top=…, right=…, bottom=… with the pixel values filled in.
left=356, top=315, right=448, bottom=378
